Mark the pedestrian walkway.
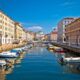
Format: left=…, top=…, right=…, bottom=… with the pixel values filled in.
left=0, top=43, right=26, bottom=53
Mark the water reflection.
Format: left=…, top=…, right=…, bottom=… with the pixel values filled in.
left=65, top=63, right=80, bottom=74
left=0, top=46, right=80, bottom=80
left=0, top=69, right=6, bottom=80
left=0, top=50, right=26, bottom=80
left=53, top=49, right=80, bottom=74
left=0, top=62, right=14, bottom=80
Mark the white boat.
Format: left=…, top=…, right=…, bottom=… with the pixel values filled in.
left=0, top=60, right=6, bottom=66
left=47, top=44, right=54, bottom=50
left=21, top=47, right=26, bottom=50
left=25, top=44, right=33, bottom=49
left=13, top=47, right=25, bottom=52
left=0, top=51, right=18, bottom=58
left=64, top=57, right=80, bottom=63
left=14, top=48, right=22, bottom=51
left=11, top=48, right=23, bottom=54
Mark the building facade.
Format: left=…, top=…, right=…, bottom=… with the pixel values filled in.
left=0, top=11, right=15, bottom=44
left=43, top=35, right=49, bottom=41
left=15, top=22, right=27, bottom=43
left=65, top=18, right=80, bottom=46
left=50, top=29, right=57, bottom=42
left=45, top=34, right=51, bottom=41
left=26, top=31, right=36, bottom=41
left=57, top=18, right=75, bottom=43
left=35, top=31, right=45, bottom=41
left=22, top=29, right=27, bottom=42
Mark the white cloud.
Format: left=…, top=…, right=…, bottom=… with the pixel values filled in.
left=20, top=22, right=36, bottom=25
left=60, top=2, right=74, bottom=6
left=62, top=2, right=71, bottom=6
left=52, top=26, right=57, bottom=29
left=19, top=22, right=43, bottom=32
left=20, top=22, right=38, bottom=26
left=27, top=26, right=43, bottom=31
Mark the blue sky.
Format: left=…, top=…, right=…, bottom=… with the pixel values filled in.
left=0, top=0, right=80, bottom=33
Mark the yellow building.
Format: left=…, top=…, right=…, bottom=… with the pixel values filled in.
left=0, top=11, right=15, bottom=44
left=21, top=29, right=27, bottom=43
left=15, top=22, right=27, bottom=43
left=26, top=31, right=35, bottom=41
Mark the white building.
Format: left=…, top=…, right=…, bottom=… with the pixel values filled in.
left=57, top=18, right=75, bottom=43
left=36, top=31, right=45, bottom=41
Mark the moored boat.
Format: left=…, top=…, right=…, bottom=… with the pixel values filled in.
left=47, top=44, right=54, bottom=50
left=54, top=47, right=65, bottom=53
left=10, top=49, right=21, bottom=54
left=64, top=57, right=80, bottom=63
left=0, top=52, right=18, bottom=58
left=0, top=60, right=6, bottom=66
left=58, top=55, right=80, bottom=64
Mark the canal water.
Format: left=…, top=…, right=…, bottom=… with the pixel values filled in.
left=1, top=47, right=80, bottom=80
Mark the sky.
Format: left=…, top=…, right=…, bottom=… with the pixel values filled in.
left=0, top=0, right=80, bottom=33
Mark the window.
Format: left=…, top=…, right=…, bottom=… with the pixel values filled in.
left=0, top=20, right=2, bottom=23
left=5, top=27, right=7, bottom=30
left=5, top=23, right=7, bottom=26
left=0, top=26, right=2, bottom=29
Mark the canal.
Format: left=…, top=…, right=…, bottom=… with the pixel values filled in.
left=1, top=47, right=80, bottom=80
